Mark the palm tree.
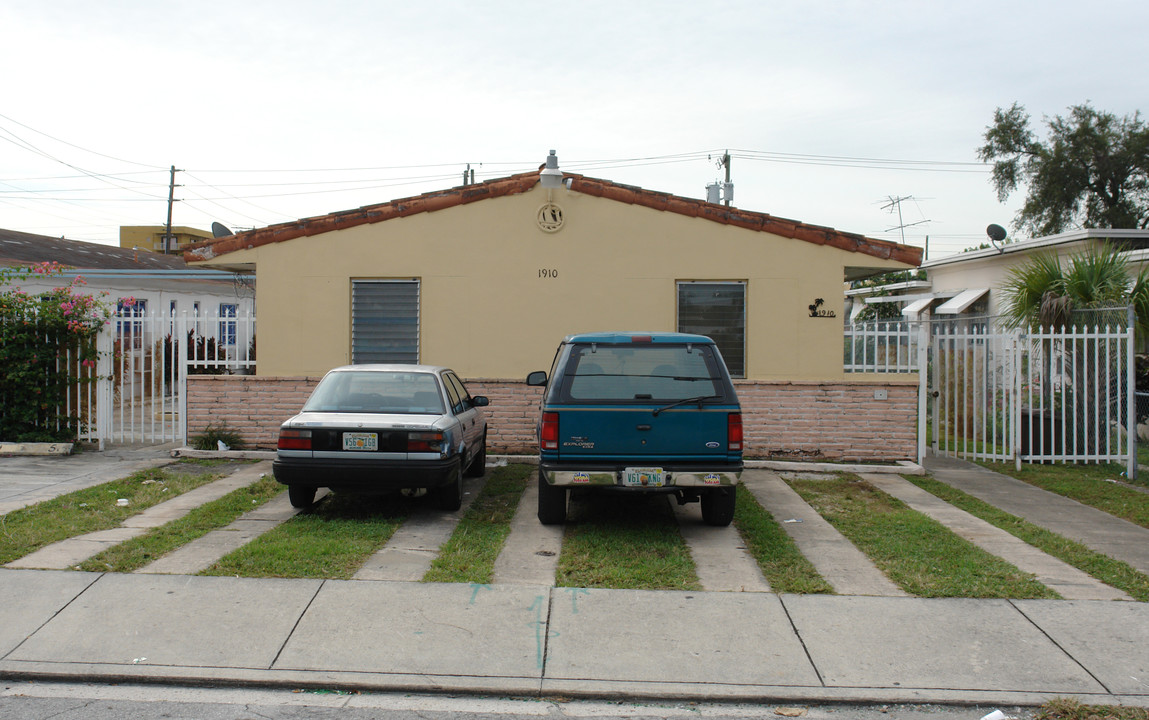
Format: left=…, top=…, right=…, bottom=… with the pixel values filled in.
left=999, top=243, right=1149, bottom=455
left=1000, top=244, right=1149, bottom=334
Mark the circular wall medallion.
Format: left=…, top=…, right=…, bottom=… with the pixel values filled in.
left=537, top=203, right=564, bottom=233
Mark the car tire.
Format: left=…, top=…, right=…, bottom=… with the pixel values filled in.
left=435, top=462, right=464, bottom=511
left=537, top=474, right=567, bottom=525
left=701, top=487, right=736, bottom=527
left=465, top=431, right=487, bottom=478
left=288, top=485, right=317, bottom=509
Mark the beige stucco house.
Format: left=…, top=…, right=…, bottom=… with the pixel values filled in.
left=184, top=166, right=925, bottom=460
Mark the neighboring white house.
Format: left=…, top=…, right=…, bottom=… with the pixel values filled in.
left=0, top=228, right=256, bottom=354
left=845, top=229, right=1149, bottom=324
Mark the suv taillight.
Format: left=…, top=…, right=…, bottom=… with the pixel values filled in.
left=540, top=412, right=559, bottom=451
left=278, top=428, right=312, bottom=450
left=728, top=413, right=743, bottom=452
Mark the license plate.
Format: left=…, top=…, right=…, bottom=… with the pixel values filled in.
left=623, top=467, right=664, bottom=487
left=342, top=432, right=378, bottom=451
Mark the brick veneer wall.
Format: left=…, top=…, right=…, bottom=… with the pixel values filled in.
left=187, top=376, right=918, bottom=461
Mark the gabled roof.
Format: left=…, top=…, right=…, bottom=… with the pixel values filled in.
left=185, top=171, right=923, bottom=266
left=0, top=228, right=189, bottom=270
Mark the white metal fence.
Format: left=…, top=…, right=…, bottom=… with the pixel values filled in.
left=843, top=320, right=919, bottom=373
left=846, top=314, right=1137, bottom=477
left=78, top=308, right=256, bottom=447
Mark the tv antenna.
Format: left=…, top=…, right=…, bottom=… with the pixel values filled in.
left=881, top=195, right=930, bottom=244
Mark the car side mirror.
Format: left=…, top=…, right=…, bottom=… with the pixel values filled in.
left=526, top=371, right=547, bottom=387
left=472, top=395, right=489, bottom=407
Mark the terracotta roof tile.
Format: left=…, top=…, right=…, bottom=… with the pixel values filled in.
left=185, top=171, right=922, bottom=267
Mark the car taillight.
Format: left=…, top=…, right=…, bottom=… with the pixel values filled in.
left=278, top=428, right=312, bottom=450
left=408, top=431, right=444, bottom=453
left=728, top=413, right=743, bottom=452
left=540, top=412, right=559, bottom=451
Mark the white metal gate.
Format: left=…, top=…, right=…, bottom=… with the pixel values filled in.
left=75, top=309, right=255, bottom=448
left=921, top=313, right=1136, bottom=477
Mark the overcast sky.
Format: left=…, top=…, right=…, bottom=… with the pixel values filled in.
left=2, top=1, right=1146, bottom=259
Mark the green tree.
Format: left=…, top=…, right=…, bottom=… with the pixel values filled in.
left=1000, top=244, right=1148, bottom=453
left=0, top=262, right=112, bottom=442
left=849, top=269, right=926, bottom=323
left=1000, top=244, right=1149, bottom=334
left=978, top=102, right=1149, bottom=236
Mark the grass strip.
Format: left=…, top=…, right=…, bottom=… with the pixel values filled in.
left=1037, top=697, right=1149, bottom=720
left=556, top=494, right=699, bottom=591
left=423, top=464, right=533, bottom=584
left=202, top=491, right=407, bottom=579
left=788, top=475, right=1059, bottom=599
left=909, top=475, right=1149, bottom=602
left=0, top=463, right=224, bottom=566
left=77, top=476, right=284, bottom=573
left=977, top=461, right=1149, bottom=529
left=733, top=485, right=833, bottom=594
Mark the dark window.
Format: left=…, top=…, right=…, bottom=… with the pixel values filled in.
left=351, top=280, right=419, bottom=364
left=445, top=372, right=472, bottom=410
left=677, top=282, right=745, bottom=377
left=562, top=344, right=724, bottom=402
left=442, top=372, right=463, bottom=413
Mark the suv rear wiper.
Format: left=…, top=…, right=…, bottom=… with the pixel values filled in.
left=652, top=395, right=721, bottom=416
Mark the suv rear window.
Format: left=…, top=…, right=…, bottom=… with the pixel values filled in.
left=561, top=344, right=725, bottom=402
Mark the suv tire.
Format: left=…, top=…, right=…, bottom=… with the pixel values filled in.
left=701, top=487, right=736, bottom=527
left=537, top=474, right=568, bottom=525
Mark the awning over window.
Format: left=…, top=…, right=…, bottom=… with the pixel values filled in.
left=900, top=297, right=934, bottom=318
left=934, top=288, right=989, bottom=315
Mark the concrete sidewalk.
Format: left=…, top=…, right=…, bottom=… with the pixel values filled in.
left=0, top=568, right=1146, bottom=706
left=1, top=447, right=1148, bottom=706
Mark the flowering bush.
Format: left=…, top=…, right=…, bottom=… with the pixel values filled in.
left=0, top=262, right=113, bottom=442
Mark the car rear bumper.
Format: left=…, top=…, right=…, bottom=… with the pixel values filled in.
left=539, top=461, right=742, bottom=488
left=272, top=455, right=460, bottom=490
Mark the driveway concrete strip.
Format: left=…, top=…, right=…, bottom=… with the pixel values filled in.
left=924, top=455, right=1149, bottom=576
left=5, top=573, right=323, bottom=669
left=493, top=473, right=563, bottom=586
left=543, top=589, right=820, bottom=693
left=859, top=473, right=1132, bottom=601
left=353, top=476, right=486, bottom=581
left=0, top=444, right=178, bottom=516
left=135, top=490, right=311, bottom=575
left=783, top=594, right=1107, bottom=694
left=274, top=579, right=544, bottom=694
left=5, top=462, right=272, bottom=570
left=671, top=499, right=771, bottom=592
left=1012, top=599, right=1149, bottom=695
left=741, top=470, right=906, bottom=596
left=0, top=569, right=101, bottom=657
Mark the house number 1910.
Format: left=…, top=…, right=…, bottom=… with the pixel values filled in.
left=539, top=269, right=559, bottom=279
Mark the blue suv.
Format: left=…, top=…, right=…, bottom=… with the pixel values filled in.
left=526, top=332, right=744, bottom=526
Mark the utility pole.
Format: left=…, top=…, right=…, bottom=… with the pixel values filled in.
left=706, top=152, right=734, bottom=206
left=722, top=151, right=732, bottom=207
left=164, top=166, right=182, bottom=253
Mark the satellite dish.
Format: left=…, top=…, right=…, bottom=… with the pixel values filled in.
left=986, top=223, right=1007, bottom=253
left=211, top=221, right=234, bottom=238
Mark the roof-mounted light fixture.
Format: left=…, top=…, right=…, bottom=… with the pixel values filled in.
left=539, top=149, right=564, bottom=201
